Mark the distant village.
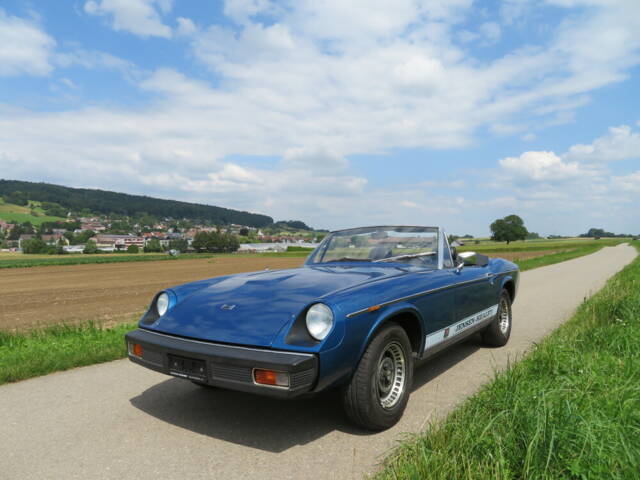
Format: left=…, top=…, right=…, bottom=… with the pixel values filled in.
left=0, top=215, right=322, bottom=254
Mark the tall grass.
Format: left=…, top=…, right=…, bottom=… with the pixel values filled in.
left=376, top=242, right=640, bottom=480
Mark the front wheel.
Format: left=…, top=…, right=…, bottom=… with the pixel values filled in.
left=342, top=323, right=414, bottom=431
left=481, top=289, right=512, bottom=347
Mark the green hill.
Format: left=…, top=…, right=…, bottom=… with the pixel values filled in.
left=0, top=198, right=67, bottom=225
left=0, top=179, right=273, bottom=227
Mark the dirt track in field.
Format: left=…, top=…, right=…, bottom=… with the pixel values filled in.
left=0, top=257, right=304, bottom=331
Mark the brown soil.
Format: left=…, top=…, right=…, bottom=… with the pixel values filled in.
left=0, top=257, right=304, bottom=331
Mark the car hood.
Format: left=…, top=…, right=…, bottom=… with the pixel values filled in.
left=148, top=265, right=405, bottom=347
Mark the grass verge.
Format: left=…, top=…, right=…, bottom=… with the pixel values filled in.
left=0, top=321, right=137, bottom=385
left=376, top=242, right=640, bottom=480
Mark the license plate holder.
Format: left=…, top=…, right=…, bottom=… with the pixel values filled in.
left=168, top=354, right=207, bottom=381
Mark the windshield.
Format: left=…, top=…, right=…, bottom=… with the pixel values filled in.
left=309, top=226, right=440, bottom=268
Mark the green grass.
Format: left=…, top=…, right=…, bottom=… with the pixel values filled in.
left=0, top=252, right=217, bottom=268
left=514, top=244, right=613, bottom=271
left=376, top=242, right=640, bottom=480
left=0, top=199, right=66, bottom=225
left=0, top=321, right=138, bottom=385
left=460, top=238, right=624, bottom=254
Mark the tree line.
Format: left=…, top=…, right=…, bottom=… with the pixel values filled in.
left=0, top=179, right=273, bottom=227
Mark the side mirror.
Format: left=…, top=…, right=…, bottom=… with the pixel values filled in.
left=457, top=251, right=489, bottom=268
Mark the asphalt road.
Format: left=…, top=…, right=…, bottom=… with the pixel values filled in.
left=0, top=244, right=636, bottom=480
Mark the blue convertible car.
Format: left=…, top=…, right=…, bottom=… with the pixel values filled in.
left=126, top=226, right=518, bottom=430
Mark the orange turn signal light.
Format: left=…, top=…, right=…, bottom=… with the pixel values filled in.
left=254, top=369, right=289, bottom=387
left=367, top=305, right=381, bottom=312
left=128, top=342, right=143, bottom=358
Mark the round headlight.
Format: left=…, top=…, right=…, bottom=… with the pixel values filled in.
left=156, top=292, right=170, bottom=316
left=306, top=303, right=334, bottom=341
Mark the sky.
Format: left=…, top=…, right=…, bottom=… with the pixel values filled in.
left=0, top=0, right=639, bottom=235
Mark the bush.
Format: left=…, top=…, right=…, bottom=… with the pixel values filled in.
left=126, top=245, right=139, bottom=254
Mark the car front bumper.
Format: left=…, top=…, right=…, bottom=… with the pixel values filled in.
left=125, top=328, right=318, bottom=398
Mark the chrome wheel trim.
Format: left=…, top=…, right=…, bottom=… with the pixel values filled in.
left=376, top=341, right=406, bottom=410
left=498, top=296, right=511, bottom=334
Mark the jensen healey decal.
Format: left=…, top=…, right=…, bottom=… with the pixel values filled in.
left=424, top=304, right=498, bottom=351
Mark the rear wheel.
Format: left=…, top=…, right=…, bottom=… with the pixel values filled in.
left=342, top=323, right=414, bottom=431
left=481, top=289, right=512, bottom=347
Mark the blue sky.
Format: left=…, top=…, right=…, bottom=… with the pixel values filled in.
left=1, top=0, right=639, bottom=235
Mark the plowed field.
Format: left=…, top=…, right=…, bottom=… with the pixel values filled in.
left=0, top=256, right=304, bottom=331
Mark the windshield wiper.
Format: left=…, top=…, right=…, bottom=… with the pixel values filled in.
left=373, top=251, right=436, bottom=263
left=327, top=257, right=372, bottom=263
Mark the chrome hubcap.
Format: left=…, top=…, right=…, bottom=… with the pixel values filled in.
left=499, top=297, right=510, bottom=334
left=376, top=341, right=406, bottom=409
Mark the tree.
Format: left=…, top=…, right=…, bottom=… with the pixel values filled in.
left=22, top=238, right=47, bottom=254
left=143, top=238, right=163, bottom=253
left=490, top=214, right=528, bottom=244
left=168, top=239, right=188, bottom=252
left=191, top=231, right=239, bottom=253
left=191, top=231, right=210, bottom=253
left=83, top=240, right=99, bottom=254
left=127, top=244, right=139, bottom=254
left=3, top=190, right=29, bottom=206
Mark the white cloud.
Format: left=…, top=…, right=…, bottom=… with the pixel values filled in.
left=499, top=151, right=582, bottom=181
left=282, top=146, right=348, bottom=172
left=176, top=17, right=196, bottom=36
left=478, top=21, right=501, bottom=45
left=84, top=0, right=173, bottom=38
left=0, top=9, right=55, bottom=76
left=612, top=171, right=640, bottom=193
left=565, top=125, right=640, bottom=162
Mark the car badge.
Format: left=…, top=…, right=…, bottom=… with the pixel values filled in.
left=220, top=304, right=237, bottom=311
left=443, top=327, right=450, bottom=339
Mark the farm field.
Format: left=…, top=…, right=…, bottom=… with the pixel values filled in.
left=0, top=256, right=305, bottom=331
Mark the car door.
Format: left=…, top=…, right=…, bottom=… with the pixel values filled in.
left=451, top=264, right=497, bottom=327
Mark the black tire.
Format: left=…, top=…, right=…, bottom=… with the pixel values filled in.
left=481, top=289, right=512, bottom=347
left=341, top=323, right=414, bottom=431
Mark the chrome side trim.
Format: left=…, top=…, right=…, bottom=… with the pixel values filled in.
left=138, top=329, right=315, bottom=358
left=345, top=276, right=491, bottom=318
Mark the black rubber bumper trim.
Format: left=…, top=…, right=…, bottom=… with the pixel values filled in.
left=125, top=328, right=318, bottom=398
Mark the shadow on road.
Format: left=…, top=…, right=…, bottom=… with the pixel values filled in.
left=129, top=336, right=482, bottom=453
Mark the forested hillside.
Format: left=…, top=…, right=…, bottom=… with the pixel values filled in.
left=0, top=180, right=273, bottom=227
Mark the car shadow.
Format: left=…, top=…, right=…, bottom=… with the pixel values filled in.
left=411, top=333, right=482, bottom=391
left=129, top=335, right=482, bottom=453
